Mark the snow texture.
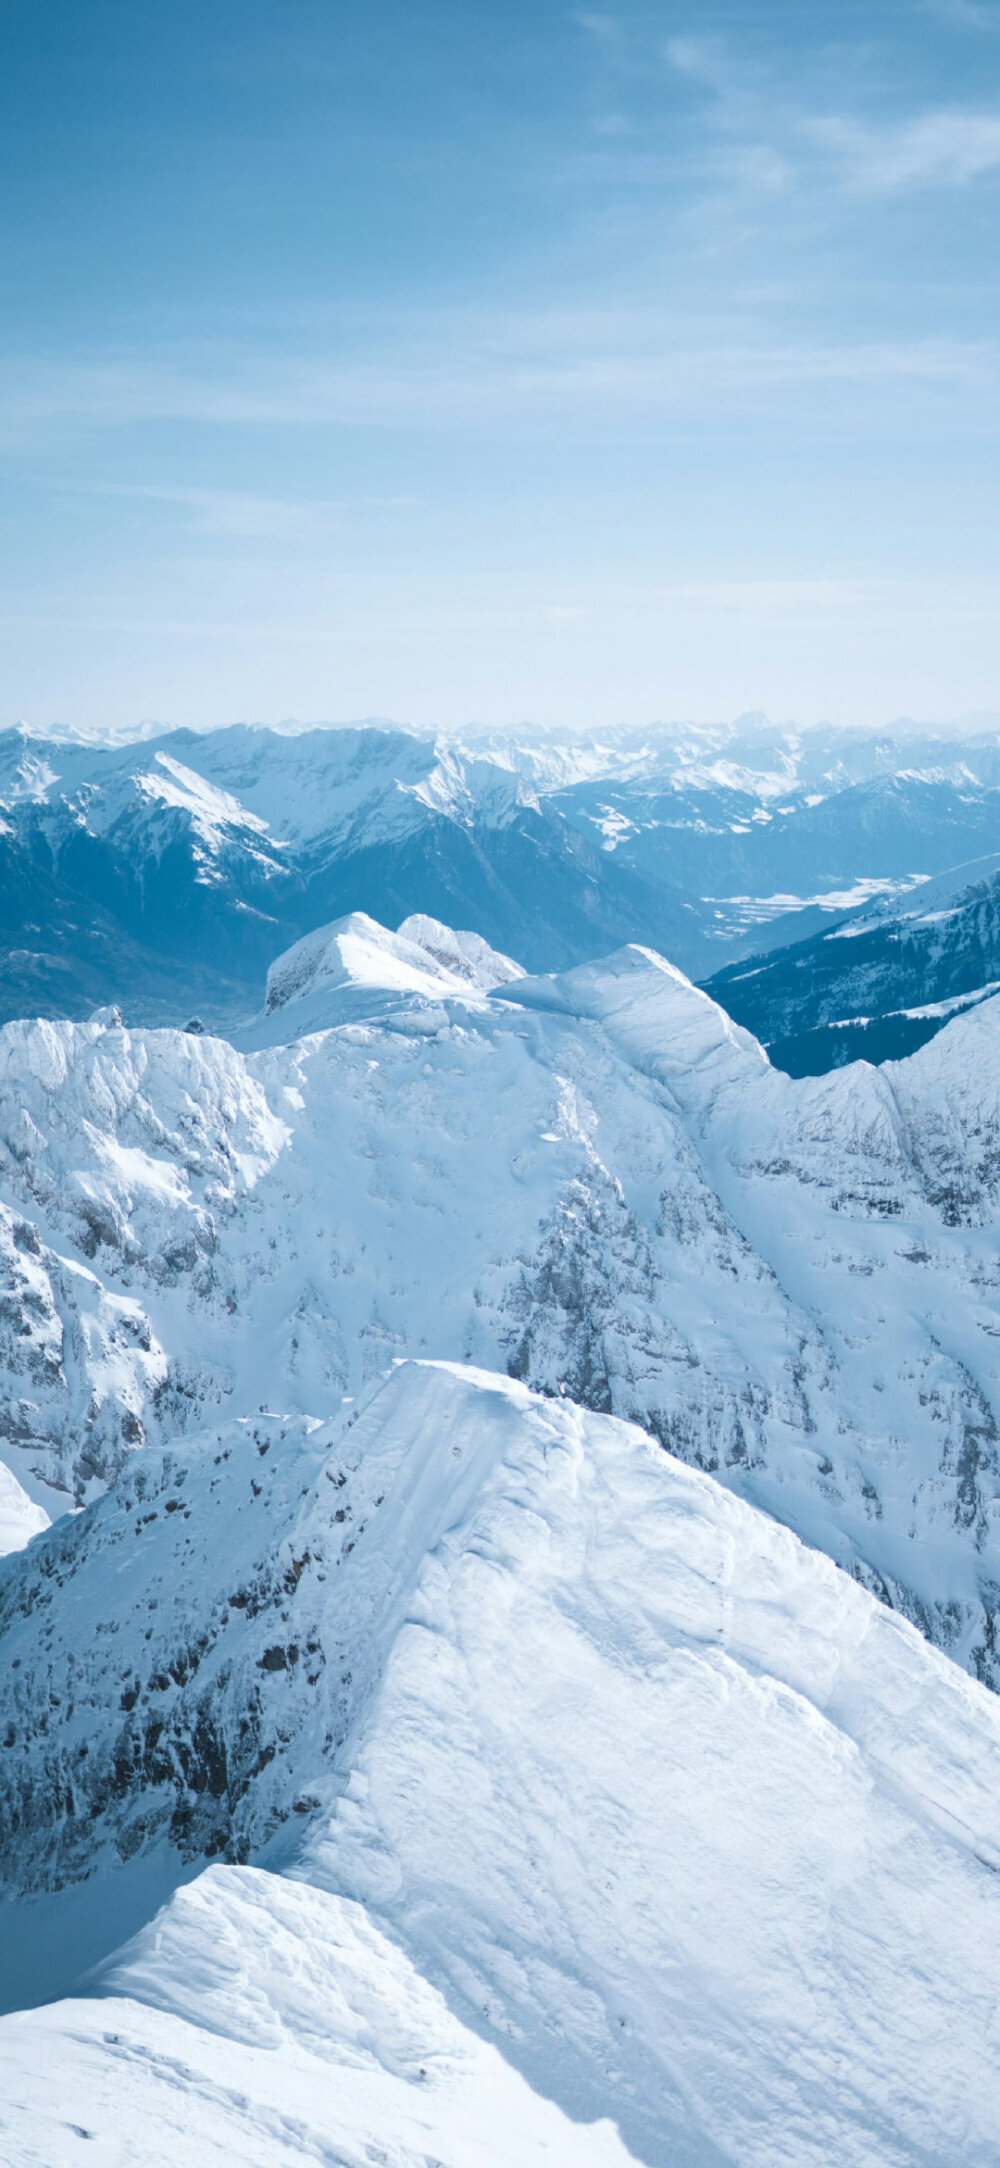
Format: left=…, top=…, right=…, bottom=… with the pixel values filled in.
left=1, top=1361, right=999, bottom=2166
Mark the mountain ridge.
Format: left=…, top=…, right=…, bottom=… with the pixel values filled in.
left=2, top=1360, right=999, bottom=2166
left=2, top=917, right=1000, bottom=1692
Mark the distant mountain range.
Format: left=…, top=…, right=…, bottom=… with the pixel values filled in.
left=0, top=723, right=710, bottom=1026
left=3, top=715, right=1000, bottom=1069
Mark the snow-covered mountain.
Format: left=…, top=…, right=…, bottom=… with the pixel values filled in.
left=2, top=1360, right=999, bottom=2165
left=5, top=892, right=1000, bottom=2160
left=2, top=916, right=1000, bottom=1692
left=5, top=715, right=1000, bottom=1036
left=0, top=723, right=717, bottom=1025
left=707, top=851, right=1000, bottom=1073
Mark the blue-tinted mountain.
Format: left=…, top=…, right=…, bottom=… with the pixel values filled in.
left=705, top=854, right=1000, bottom=1074
left=0, top=725, right=713, bottom=1026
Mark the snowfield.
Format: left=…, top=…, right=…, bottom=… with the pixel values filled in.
left=1, top=1362, right=999, bottom=2166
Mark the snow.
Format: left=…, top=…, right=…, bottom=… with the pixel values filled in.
left=671, top=755, right=799, bottom=800
left=824, top=852, right=1000, bottom=941
left=2, top=926, right=1000, bottom=1679
left=178, top=725, right=537, bottom=850
left=0, top=1869, right=635, bottom=2168
left=2, top=1361, right=1000, bottom=2166
left=242, top=911, right=523, bottom=1051
left=711, top=876, right=927, bottom=931
left=139, top=752, right=276, bottom=858
left=505, top=939, right=767, bottom=1086
left=263, top=910, right=521, bottom=1017
left=0, top=1458, right=48, bottom=1557
left=4, top=861, right=1000, bottom=2164
left=800, top=979, right=1000, bottom=1031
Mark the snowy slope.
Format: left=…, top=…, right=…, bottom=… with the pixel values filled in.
left=3, top=927, right=1000, bottom=1682
left=0, top=1459, right=47, bottom=1558
left=1, top=1363, right=999, bottom=2167
left=1, top=1869, right=634, bottom=2168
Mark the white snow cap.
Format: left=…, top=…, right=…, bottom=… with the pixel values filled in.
left=264, top=910, right=522, bottom=1013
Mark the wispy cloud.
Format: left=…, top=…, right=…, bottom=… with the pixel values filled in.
left=663, top=35, right=737, bottom=94
left=0, top=315, right=987, bottom=454
left=661, top=26, right=1000, bottom=201
left=923, top=0, right=1000, bottom=31
left=71, top=482, right=415, bottom=539
left=810, top=109, right=1000, bottom=190
left=576, top=12, right=622, bottom=42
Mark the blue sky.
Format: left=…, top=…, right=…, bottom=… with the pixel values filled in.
left=2, top=0, right=1000, bottom=734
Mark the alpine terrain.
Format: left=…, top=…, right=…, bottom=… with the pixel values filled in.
left=0, top=869, right=999, bottom=2162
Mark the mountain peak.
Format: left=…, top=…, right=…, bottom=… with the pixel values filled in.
left=264, top=911, right=523, bottom=1020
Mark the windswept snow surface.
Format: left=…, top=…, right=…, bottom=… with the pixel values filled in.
left=1, top=1363, right=999, bottom=2167
left=1, top=1869, right=635, bottom=2168
left=3, top=930, right=1000, bottom=1681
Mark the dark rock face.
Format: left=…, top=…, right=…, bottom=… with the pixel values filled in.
left=0, top=1411, right=385, bottom=1898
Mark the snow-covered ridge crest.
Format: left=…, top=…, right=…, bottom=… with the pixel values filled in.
left=2, top=1361, right=1000, bottom=2165
left=264, top=910, right=523, bottom=1016
left=507, top=939, right=769, bottom=1086
left=137, top=750, right=278, bottom=866
left=2, top=1865, right=633, bottom=2168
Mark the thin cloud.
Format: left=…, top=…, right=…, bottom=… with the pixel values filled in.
left=663, top=35, right=734, bottom=91
left=576, top=12, right=621, bottom=40
left=809, top=109, right=1000, bottom=190
left=662, top=28, right=1000, bottom=204
left=0, top=319, right=987, bottom=451
left=923, top=0, right=1000, bottom=29
left=72, top=482, right=416, bottom=539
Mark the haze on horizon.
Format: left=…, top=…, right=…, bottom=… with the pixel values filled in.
left=2, top=0, right=999, bottom=737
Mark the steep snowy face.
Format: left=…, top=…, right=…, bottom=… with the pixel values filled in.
left=3, top=934, right=1000, bottom=1677
left=0, top=1016, right=288, bottom=1506
left=395, top=913, right=524, bottom=989
left=2, top=1364, right=999, bottom=2168
left=0, top=1377, right=511, bottom=1901
left=179, top=723, right=537, bottom=849
left=0, top=1190, right=169, bottom=1503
